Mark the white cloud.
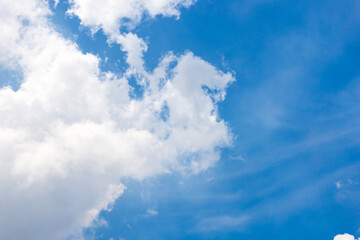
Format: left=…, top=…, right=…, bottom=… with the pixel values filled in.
left=0, top=0, right=234, bottom=239
left=335, top=181, right=342, bottom=189
left=67, top=0, right=196, bottom=37
left=146, top=209, right=159, bottom=216
left=334, top=233, right=358, bottom=240
left=115, top=32, right=148, bottom=74
left=67, top=0, right=198, bottom=75
left=54, top=0, right=60, bottom=8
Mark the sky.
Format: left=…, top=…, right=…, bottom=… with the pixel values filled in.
left=0, top=0, right=359, bottom=240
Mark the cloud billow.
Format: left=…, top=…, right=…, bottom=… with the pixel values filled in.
left=0, top=0, right=233, bottom=239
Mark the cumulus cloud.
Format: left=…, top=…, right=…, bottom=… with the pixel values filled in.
left=68, top=0, right=197, bottom=37
left=0, top=0, right=233, bottom=239
left=334, top=234, right=358, bottom=240
left=67, top=0, right=198, bottom=70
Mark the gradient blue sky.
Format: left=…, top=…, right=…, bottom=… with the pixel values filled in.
left=2, top=0, right=360, bottom=239
left=57, top=0, right=359, bottom=239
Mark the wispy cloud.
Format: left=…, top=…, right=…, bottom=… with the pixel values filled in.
left=193, top=215, right=250, bottom=232
left=145, top=209, right=159, bottom=217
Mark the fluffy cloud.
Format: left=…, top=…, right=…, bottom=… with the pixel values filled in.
left=0, top=0, right=233, bottom=239
left=334, top=234, right=358, bottom=240
left=68, top=0, right=196, bottom=37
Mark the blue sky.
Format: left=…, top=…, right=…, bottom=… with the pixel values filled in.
left=0, top=0, right=359, bottom=239
left=67, top=0, right=360, bottom=239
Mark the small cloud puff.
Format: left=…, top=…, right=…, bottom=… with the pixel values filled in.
left=335, top=181, right=342, bottom=189
left=334, top=233, right=359, bottom=240
left=146, top=209, right=159, bottom=216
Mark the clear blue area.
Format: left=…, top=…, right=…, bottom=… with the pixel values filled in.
left=0, top=65, right=22, bottom=90
left=52, top=0, right=360, bottom=239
